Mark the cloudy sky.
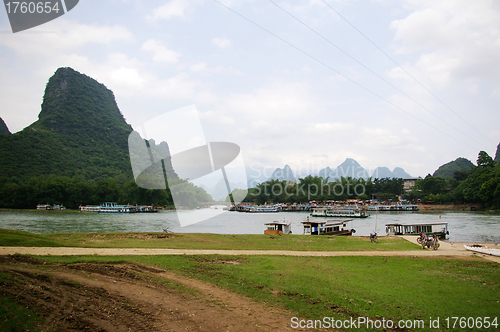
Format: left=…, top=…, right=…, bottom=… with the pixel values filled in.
left=1, top=0, right=499, bottom=179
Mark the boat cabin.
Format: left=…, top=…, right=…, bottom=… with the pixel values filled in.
left=385, top=222, right=449, bottom=239
left=264, top=222, right=292, bottom=235
left=302, top=219, right=354, bottom=236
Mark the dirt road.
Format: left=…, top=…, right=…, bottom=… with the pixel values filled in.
left=1, top=236, right=499, bottom=263
left=0, top=255, right=309, bottom=331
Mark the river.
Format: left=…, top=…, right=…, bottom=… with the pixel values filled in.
left=0, top=209, right=499, bottom=243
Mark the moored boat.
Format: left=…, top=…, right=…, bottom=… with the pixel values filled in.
left=385, top=222, right=449, bottom=239
left=264, top=221, right=292, bottom=235
left=311, top=206, right=368, bottom=218
left=98, top=202, right=136, bottom=213
left=367, top=204, right=419, bottom=211
left=246, top=206, right=280, bottom=213
left=464, top=245, right=500, bottom=257
left=302, top=218, right=355, bottom=236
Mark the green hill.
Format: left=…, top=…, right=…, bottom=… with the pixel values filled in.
left=432, top=157, right=474, bottom=178
left=0, top=67, right=214, bottom=209
left=0, top=67, right=143, bottom=181
left=0, top=117, right=10, bottom=135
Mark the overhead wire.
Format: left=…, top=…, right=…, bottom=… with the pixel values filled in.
left=321, top=0, right=496, bottom=146
left=268, top=0, right=487, bottom=149
left=212, top=0, right=483, bottom=151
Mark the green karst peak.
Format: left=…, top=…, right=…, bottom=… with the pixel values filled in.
left=0, top=67, right=174, bottom=182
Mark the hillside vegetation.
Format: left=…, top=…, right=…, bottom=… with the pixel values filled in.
left=0, top=67, right=210, bottom=209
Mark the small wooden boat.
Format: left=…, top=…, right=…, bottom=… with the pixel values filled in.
left=264, top=221, right=292, bottom=235
left=464, top=245, right=500, bottom=257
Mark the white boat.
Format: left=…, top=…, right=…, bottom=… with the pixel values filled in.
left=302, top=218, right=355, bottom=236
left=37, top=204, right=65, bottom=210
left=385, top=222, right=449, bottom=239
left=264, top=221, right=292, bottom=235
left=98, top=202, right=136, bottom=213
left=464, top=245, right=500, bottom=257
left=79, top=205, right=101, bottom=212
left=311, top=206, right=368, bottom=218
left=367, top=204, right=419, bottom=211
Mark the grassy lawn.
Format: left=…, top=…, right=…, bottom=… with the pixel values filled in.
left=37, top=254, right=500, bottom=331
left=0, top=228, right=419, bottom=251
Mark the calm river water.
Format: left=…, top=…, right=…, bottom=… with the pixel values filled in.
left=1, top=208, right=499, bottom=243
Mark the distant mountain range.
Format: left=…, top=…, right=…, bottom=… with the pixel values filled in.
left=268, top=165, right=295, bottom=182
left=245, top=158, right=415, bottom=186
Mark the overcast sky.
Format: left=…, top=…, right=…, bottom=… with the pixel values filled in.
left=1, top=0, right=499, bottom=178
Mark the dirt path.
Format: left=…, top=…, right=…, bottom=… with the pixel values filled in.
left=1, top=238, right=499, bottom=263
left=0, top=255, right=310, bottom=332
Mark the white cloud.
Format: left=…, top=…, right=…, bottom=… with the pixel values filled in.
left=492, top=87, right=500, bottom=98
left=0, top=20, right=133, bottom=56
left=141, top=39, right=181, bottom=63
left=146, top=0, right=189, bottom=21
left=219, top=81, right=314, bottom=121
left=391, top=0, right=500, bottom=86
left=212, top=37, right=231, bottom=49
left=190, top=62, right=207, bottom=72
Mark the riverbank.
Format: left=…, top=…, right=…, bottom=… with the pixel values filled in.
left=419, top=203, right=484, bottom=211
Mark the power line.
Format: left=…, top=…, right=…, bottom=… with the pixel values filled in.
left=321, top=0, right=496, bottom=146
left=269, top=0, right=487, bottom=149
left=212, top=0, right=483, bottom=151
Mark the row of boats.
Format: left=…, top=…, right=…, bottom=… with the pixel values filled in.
left=79, top=202, right=158, bottom=213
left=237, top=204, right=419, bottom=217
left=265, top=218, right=450, bottom=239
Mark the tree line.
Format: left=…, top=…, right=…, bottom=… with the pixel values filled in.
left=0, top=175, right=211, bottom=209
left=239, top=176, right=404, bottom=205
left=407, top=151, right=500, bottom=208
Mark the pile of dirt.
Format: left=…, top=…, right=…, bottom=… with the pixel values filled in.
left=0, top=255, right=308, bottom=331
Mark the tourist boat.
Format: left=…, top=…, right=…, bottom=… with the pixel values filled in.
left=135, top=205, right=158, bottom=213
left=464, top=245, right=500, bottom=257
left=385, top=222, right=449, bottom=239
left=264, top=221, right=292, bottom=235
left=98, top=202, right=137, bottom=213
left=311, top=206, right=368, bottom=218
left=246, top=206, right=280, bottom=213
left=79, top=205, right=101, bottom=212
left=37, top=204, right=52, bottom=210
left=302, top=218, right=355, bottom=236
left=37, top=204, right=66, bottom=210
left=367, top=204, right=419, bottom=211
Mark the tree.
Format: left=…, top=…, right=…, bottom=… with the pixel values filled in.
left=477, top=151, right=495, bottom=167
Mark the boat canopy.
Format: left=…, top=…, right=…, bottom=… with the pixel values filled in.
left=385, top=222, right=448, bottom=236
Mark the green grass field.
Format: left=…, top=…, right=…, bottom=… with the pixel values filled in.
left=0, top=228, right=418, bottom=251
left=1, top=228, right=499, bottom=331
left=36, top=254, right=500, bottom=331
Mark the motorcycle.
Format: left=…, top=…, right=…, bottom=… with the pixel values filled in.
left=420, top=234, right=439, bottom=250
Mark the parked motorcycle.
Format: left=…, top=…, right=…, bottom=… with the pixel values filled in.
left=420, top=234, right=439, bottom=250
